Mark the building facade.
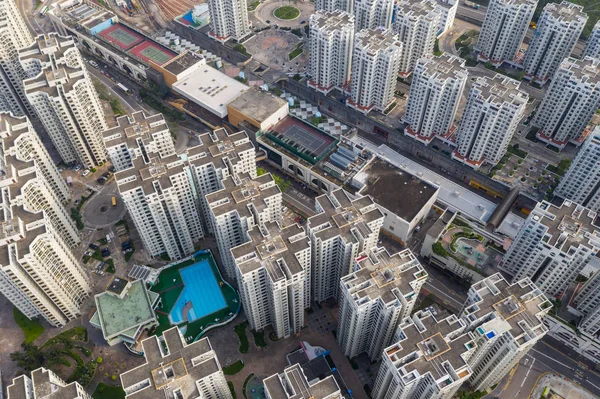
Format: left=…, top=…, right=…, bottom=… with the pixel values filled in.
left=232, top=222, right=310, bottom=339
left=348, top=28, right=402, bottom=114
left=264, top=364, right=342, bottom=398
left=523, top=1, right=587, bottom=85
left=206, top=172, right=282, bottom=282
left=8, top=368, right=91, bottom=399
left=475, top=0, right=537, bottom=66
left=314, top=0, right=353, bottom=13
left=460, top=274, right=551, bottom=390
left=207, top=0, right=250, bottom=41
left=501, top=200, right=600, bottom=296
left=453, top=74, right=528, bottom=169
left=354, top=0, right=394, bottom=31
left=373, top=312, right=476, bottom=399
left=435, top=0, right=458, bottom=37
left=584, top=20, right=600, bottom=59
left=0, top=0, right=34, bottom=116
left=337, top=247, right=427, bottom=361
left=392, top=0, right=440, bottom=77
left=20, top=33, right=107, bottom=167
left=555, top=128, right=600, bottom=212
left=404, top=54, right=468, bottom=144
left=307, top=189, right=384, bottom=303
left=572, top=272, right=600, bottom=338
left=308, top=11, right=355, bottom=94
left=532, top=57, right=600, bottom=149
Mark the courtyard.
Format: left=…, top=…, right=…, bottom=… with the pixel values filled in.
left=492, top=153, right=560, bottom=201
left=244, top=29, right=308, bottom=74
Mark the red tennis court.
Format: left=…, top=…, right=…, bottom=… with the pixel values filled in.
left=98, top=24, right=144, bottom=51
left=129, top=41, right=177, bottom=66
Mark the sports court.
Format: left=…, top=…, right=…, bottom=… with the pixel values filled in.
left=269, top=117, right=337, bottom=164
left=130, top=41, right=176, bottom=66
left=98, top=24, right=144, bottom=51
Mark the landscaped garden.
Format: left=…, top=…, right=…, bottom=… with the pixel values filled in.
left=92, top=382, right=125, bottom=399
left=273, top=5, right=300, bottom=19
left=14, top=307, right=44, bottom=343
left=151, top=250, right=241, bottom=342
left=10, top=327, right=98, bottom=386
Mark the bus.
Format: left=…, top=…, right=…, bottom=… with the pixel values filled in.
left=117, top=83, right=131, bottom=95
left=111, top=196, right=117, bottom=207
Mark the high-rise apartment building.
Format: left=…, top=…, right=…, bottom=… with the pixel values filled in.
left=307, top=189, right=384, bottom=303
left=501, top=200, right=600, bottom=296
left=0, top=113, right=78, bottom=246
left=264, top=364, right=342, bottom=398
left=206, top=172, right=282, bottom=282
left=103, top=112, right=176, bottom=172
left=114, top=144, right=203, bottom=261
left=555, top=128, right=600, bottom=212
left=348, top=29, right=402, bottom=114
left=475, top=0, right=537, bottom=66
left=308, top=11, right=355, bottom=94
left=121, top=328, right=232, bottom=399
left=584, top=20, right=600, bottom=59
left=314, top=0, right=352, bottom=12
left=532, top=57, right=600, bottom=149
left=354, top=0, right=394, bottom=31
left=20, top=33, right=107, bottom=167
left=0, top=0, right=33, bottom=116
left=523, top=1, right=587, bottom=85
left=453, top=74, right=528, bottom=169
left=404, top=54, right=468, bottom=144
left=572, top=272, right=600, bottom=338
left=373, top=312, right=476, bottom=399
left=435, top=0, right=458, bottom=36
left=207, top=0, right=250, bottom=42
left=187, top=128, right=256, bottom=234
left=337, top=247, right=427, bottom=361
left=392, top=0, right=440, bottom=77
left=8, top=368, right=91, bottom=399
left=0, top=114, right=89, bottom=328
left=460, top=274, right=551, bottom=390
left=232, top=221, right=310, bottom=339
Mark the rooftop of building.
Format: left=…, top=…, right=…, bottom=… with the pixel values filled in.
left=416, top=53, right=468, bottom=81
left=473, top=74, right=528, bottom=107
left=343, top=247, right=427, bottom=305
left=263, top=363, right=341, bottom=399
left=206, top=172, right=280, bottom=218
left=354, top=157, right=439, bottom=222
left=161, top=51, right=204, bottom=76
left=560, top=56, right=600, bottom=84
left=231, top=221, right=310, bottom=279
left=310, top=10, right=355, bottom=32
left=529, top=199, right=600, bottom=253
left=171, top=61, right=248, bottom=117
left=115, top=150, right=187, bottom=195
left=395, top=0, right=438, bottom=19
left=121, top=328, right=221, bottom=399
left=354, top=28, right=402, bottom=54
left=463, top=273, right=551, bottom=346
left=7, top=368, right=84, bottom=399
left=94, top=279, right=158, bottom=339
left=543, top=1, right=587, bottom=23
left=186, top=127, right=254, bottom=171
left=227, top=87, right=288, bottom=123
left=493, top=0, right=537, bottom=7
left=308, top=189, right=384, bottom=244
left=103, top=111, right=169, bottom=150
left=384, top=312, right=475, bottom=390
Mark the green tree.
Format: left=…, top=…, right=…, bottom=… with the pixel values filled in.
left=10, top=343, right=45, bottom=372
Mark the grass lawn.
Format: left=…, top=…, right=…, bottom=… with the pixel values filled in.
left=13, top=307, right=44, bottom=343
left=92, top=383, right=125, bottom=399
left=289, top=47, right=303, bottom=60
left=223, top=360, right=245, bottom=375
left=274, top=5, right=300, bottom=19
left=234, top=322, right=249, bottom=353
left=251, top=329, right=267, bottom=347
left=228, top=381, right=237, bottom=399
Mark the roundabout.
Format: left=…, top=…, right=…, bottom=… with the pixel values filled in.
left=82, top=189, right=126, bottom=228
left=273, top=6, right=300, bottom=20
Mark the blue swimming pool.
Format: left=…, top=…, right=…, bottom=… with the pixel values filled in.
left=169, top=259, right=226, bottom=324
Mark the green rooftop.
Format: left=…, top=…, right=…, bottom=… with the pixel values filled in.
left=95, top=280, right=159, bottom=339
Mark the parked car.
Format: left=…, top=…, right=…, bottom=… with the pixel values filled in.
left=108, top=166, right=116, bottom=172
left=74, top=164, right=82, bottom=172
left=89, top=243, right=99, bottom=250
left=101, top=249, right=111, bottom=257
left=97, top=177, right=106, bottom=184
left=82, top=170, right=90, bottom=177
left=121, top=241, right=131, bottom=248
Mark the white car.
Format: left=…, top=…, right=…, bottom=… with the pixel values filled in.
left=82, top=170, right=90, bottom=177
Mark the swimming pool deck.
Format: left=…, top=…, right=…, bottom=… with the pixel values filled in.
left=151, top=251, right=240, bottom=341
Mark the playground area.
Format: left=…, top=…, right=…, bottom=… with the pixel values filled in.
left=151, top=250, right=240, bottom=341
